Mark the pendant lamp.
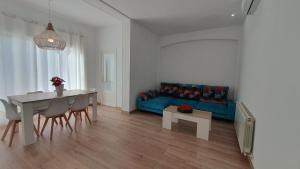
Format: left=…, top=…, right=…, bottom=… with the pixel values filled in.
left=33, top=0, right=66, bottom=50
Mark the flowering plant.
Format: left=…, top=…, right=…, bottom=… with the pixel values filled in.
left=50, top=76, right=65, bottom=87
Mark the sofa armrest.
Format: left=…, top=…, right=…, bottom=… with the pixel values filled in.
left=227, top=100, right=236, bottom=119
left=136, top=97, right=144, bottom=109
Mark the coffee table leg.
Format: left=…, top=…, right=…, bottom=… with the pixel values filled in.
left=197, top=119, right=210, bottom=140
left=172, top=117, right=178, bottom=123
left=163, top=111, right=172, bottom=130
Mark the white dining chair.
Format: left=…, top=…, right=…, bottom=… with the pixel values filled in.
left=0, top=99, right=39, bottom=147
left=68, top=94, right=92, bottom=132
left=40, top=97, right=73, bottom=140
left=26, top=91, right=50, bottom=132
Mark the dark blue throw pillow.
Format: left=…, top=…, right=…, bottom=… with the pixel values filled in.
left=167, top=86, right=179, bottom=97
left=148, top=90, right=155, bottom=98
left=214, top=92, right=225, bottom=99
left=202, top=86, right=214, bottom=98
left=214, top=86, right=226, bottom=100
left=148, top=90, right=159, bottom=98
left=177, top=89, right=185, bottom=98
left=160, top=85, right=171, bottom=96
left=138, top=92, right=148, bottom=101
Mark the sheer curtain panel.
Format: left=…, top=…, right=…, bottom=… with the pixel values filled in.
left=0, top=12, right=86, bottom=124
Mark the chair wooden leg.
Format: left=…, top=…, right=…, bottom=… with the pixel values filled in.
left=14, top=123, right=19, bottom=133
left=84, top=110, right=92, bottom=125
left=74, top=113, right=79, bottom=132
left=80, top=112, right=83, bottom=121
left=67, top=111, right=73, bottom=121
left=50, top=118, right=55, bottom=141
left=41, top=117, right=49, bottom=136
left=37, top=114, right=41, bottom=133
left=63, top=115, right=73, bottom=132
left=2, top=120, right=12, bottom=141
left=34, top=125, right=39, bottom=137
left=8, top=121, right=17, bottom=147
left=59, top=117, right=63, bottom=128
left=54, top=118, right=58, bottom=125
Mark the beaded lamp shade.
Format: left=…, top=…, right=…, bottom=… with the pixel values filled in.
left=33, top=22, right=66, bottom=50
left=33, top=0, right=66, bottom=50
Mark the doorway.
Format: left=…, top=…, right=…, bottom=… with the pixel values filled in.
left=101, top=51, right=117, bottom=107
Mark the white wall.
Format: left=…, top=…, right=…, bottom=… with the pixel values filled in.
left=97, top=25, right=123, bottom=107
left=121, top=20, right=131, bottom=112
left=129, top=21, right=160, bottom=111
left=82, top=0, right=132, bottom=112
left=159, top=26, right=242, bottom=99
left=238, top=0, right=300, bottom=169
left=160, top=26, right=242, bottom=47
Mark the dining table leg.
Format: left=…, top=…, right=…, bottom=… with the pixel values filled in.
left=92, top=93, right=97, bottom=122
left=20, top=103, right=35, bottom=146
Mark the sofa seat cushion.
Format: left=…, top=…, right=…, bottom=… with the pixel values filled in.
left=172, top=99, right=198, bottom=109
left=140, top=96, right=174, bottom=111
left=197, top=101, right=227, bottom=115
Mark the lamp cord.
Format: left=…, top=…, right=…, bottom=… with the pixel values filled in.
left=48, top=0, right=51, bottom=22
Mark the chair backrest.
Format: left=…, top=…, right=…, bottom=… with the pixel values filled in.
left=27, top=91, right=43, bottom=94
left=70, top=94, right=90, bottom=111
left=43, top=98, right=69, bottom=117
left=0, top=99, right=19, bottom=120
left=88, top=88, right=96, bottom=103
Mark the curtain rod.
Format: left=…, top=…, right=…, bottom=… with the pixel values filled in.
left=1, top=11, right=84, bottom=37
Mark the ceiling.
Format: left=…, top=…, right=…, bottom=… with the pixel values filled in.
left=102, top=0, right=244, bottom=35
left=4, top=0, right=120, bottom=28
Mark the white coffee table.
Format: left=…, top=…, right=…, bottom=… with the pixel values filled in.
left=162, top=106, right=212, bottom=140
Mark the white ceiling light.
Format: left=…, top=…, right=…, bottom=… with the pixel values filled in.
left=231, top=13, right=236, bottom=17
left=33, top=0, right=66, bottom=50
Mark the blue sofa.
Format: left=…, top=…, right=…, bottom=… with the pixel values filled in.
left=136, top=83, right=236, bottom=121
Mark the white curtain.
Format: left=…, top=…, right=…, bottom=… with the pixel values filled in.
left=0, top=12, right=86, bottom=124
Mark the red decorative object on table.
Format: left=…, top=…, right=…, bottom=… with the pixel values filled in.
left=50, top=76, right=65, bottom=87
left=177, top=105, right=193, bottom=113
left=50, top=76, right=65, bottom=96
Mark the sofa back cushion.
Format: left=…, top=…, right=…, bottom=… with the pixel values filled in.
left=200, top=85, right=229, bottom=103
left=160, top=82, right=229, bottom=102
left=159, top=84, right=169, bottom=96
left=183, top=85, right=202, bottom=100
left=148, top=90, right=159, bottom=98
left=160, top=83, right=229, bottom=102
left=160, top=83, right=179, bottom=97
left=138, top=89, right=160, bottom=101
left=138, top=92, right=149, bottom=101
left=214, top=86, right=227, bottom=100
left=169, top=84, right=202, bottom=100
left=202, top=85, right=214, bottom=99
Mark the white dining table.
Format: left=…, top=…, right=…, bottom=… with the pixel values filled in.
left=7, top=89, right=97, bottom=146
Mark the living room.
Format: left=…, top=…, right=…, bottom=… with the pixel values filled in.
left=0, top=0, right=299, bottom=169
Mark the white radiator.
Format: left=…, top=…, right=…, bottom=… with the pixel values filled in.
left=234, top=102, right=255, bottom=156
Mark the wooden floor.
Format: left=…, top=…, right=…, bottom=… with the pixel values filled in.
left=0, top=106, right=251, bottom=169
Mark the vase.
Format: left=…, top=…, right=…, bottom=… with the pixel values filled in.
left=55, top=84, right=64, bottom=96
